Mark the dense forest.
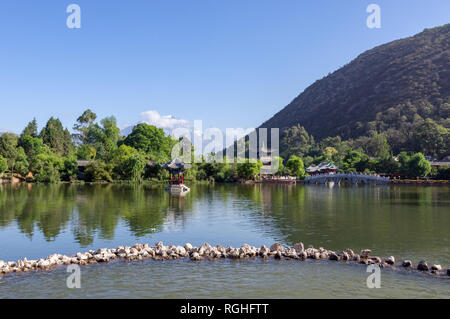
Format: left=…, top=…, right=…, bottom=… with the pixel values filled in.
left=260, top=24, right=450, bottom=159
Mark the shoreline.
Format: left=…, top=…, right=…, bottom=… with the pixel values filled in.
left=1, top=178, right=449, bottom=186
left=1, top=242, right=449, bottom=279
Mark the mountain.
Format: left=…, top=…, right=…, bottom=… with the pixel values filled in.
left=259, top=24, right=450, bottom=155
left=119, top=126, right=134, bottom=137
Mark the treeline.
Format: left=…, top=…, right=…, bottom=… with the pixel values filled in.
left=0, top=110, right=293, bottom=183
left=0, top=110, right=177, bottom=183
left=1, top=109, right=449, bottom=183
left=279, top=124, right=449, bottom=179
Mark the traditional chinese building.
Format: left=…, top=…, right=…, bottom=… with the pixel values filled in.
left=306, top=162, right=338, bottom=176
left=163, top=158, right=191, bottom=185
left=163, top=158, right=191, bottom=195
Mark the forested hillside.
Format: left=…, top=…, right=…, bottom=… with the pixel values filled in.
left=260, top=24, right=450, bottom=159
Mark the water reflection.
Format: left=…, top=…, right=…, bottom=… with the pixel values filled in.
left=0, top=183, right=75, bottom=240
left=0, top=183, right=449, bottom=265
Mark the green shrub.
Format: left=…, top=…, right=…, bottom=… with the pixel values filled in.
left=85, top=161, right=114, bottom=182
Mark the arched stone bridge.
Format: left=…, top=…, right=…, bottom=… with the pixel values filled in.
left=304, top=173, right=389, bottom=185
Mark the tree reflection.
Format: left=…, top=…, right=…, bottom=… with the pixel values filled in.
left=0, top=183, right=201, bottom=247
left=0, top=183, right=448, bottom=260
left=0, top=183, right=75, bottom=240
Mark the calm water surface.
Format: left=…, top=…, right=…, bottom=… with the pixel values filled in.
left=0, top=183, right=449, bottom=298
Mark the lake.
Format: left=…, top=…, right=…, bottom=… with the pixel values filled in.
left=0, top=183, right=449, bottom=298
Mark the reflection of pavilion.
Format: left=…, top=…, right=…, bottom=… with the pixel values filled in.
left=168, top=193, right=185, bottom=210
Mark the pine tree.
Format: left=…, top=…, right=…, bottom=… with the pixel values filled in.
left=21, top=118, right=38, bottom=138
left=40, top=118, right=73, bottom=156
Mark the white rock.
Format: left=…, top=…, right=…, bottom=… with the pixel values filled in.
left=384, top=256, right=395, bottom=265
left=360, top=249, right=371, bottom=258
left=431, top=264, right=442, bottom=271
left=96, top=248, right=108, bottom=255
left=76, top=253, right=88, bottom=261
left=37, top=260, right=50, bottom=268
left=176, top=246, right=186, bottom=255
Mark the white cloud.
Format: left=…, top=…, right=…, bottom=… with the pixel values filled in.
left=120, top=110, right=190, bottom=136
left=141, top=110, right=189, bottom=130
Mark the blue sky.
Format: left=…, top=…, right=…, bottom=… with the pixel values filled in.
left=0, top=0, right=449, bottom=134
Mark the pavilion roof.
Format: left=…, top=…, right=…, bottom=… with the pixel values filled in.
left=306, top=162, right=338, bottom=172
left=162, top=158, right=192, bottom=170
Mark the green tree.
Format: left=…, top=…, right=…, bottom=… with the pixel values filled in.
left=273, top=156, right=285, bottom=176
left=77, top=144, right=97, bottom=160
left=31, top=151, right=63, bottom=183
left=123, top=153, right=147, bottom=182
left=280, top=125, right=314, bottom=159
left=286, top=155, right=305, bottom=178
left=101, top=116, right=120, bottom=145
left=19, top=135, right=44, bottom=162
left=77, top=115, right=123, bottom=162
left=112, top=145, right=148, bottom=182
left=375, top=156, right=400, bottom=174
left=85, top=161, right=114, bottom=182
left=322, top=147, right=338, bottom=161
left=99, top=116, right=120, bottom=161
left=112, top=144, right=138, bottom=162
left=123, top=124, right=172, bottom=162
left=21, top=118, right=38, bottom=138
left=0, top=133, right=19, bottom=169
left=236, top=159, right=262, bottom=180
left=61, top=156, right=79, bottom=182
left=40, top=117, right=73, bottom=156
left=341, top=150, right=371, bottom=172
left=13, top=147, right=29, bottom=176
left=366, top=132, right=391, bottom=159
left=407, top=152, right=431, bottom=178
left=0, top=155, right=7, bottom=177
left=414, top=118, right=449, bottom=158
left=73, top=109, right=97, bottom=144
left=214, top=161, right=234, bottom=182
